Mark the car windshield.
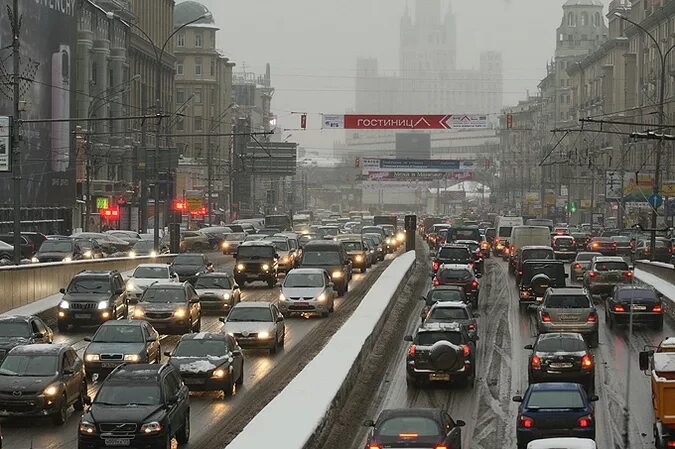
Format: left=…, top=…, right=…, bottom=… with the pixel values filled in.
left=416, top=331, right=462, bottom=346
left=342, top=242, right=363, bottom=251
left=133, top=266, right=168, bottom=279
left=527, top=390, right=585, bottom=409
left=75, top=240, right=95, bottom=249
left=0, top=355, right=58, bottom=376
left=195, top=277, right=232, bottom=290
left=238, top=246, right=275, bottom=258
left=226, top=233, right=246, bottom=241
left=378, top=416, right=440, bottom=437
left=173, top=339, right=230, bottom=357
left=68, top=278, right=110, bottom=293
left=576, top=253, right=601, bottom=262
left=439, top=269, right=472, bottom=281
left=38, top=241, right=72, bottom=252
left=174, top=255, right=203, bottom=265
left=523, top=250, right=554, bottom=260
left=96, top=384, right=161, bottom=406
left=227, top=307, right=273, bottom=322
left=284, top=273, right=324, bottom=288
left=428, top=290, right=464, bottom=303
left=303, top=251, right=341, bottom=266
left=595, top=262, right=629, bottom=271
left=266, top=240, right=290, bottom=251
left=133, top=241, right=154, bottom=250
left=93, top=325, right=144, bottom=343
left=142, top=288, right=186, bottom=303
left=0, top=322, right=31, bottom=338
left=427, top=307, right=469, bottom=320
left=498, top=227, right=512, bottom=237
left=536, top=337, right=587, bottom=353
left=554, top=238, right=574, bottom=246
left=439, top=248, right=469, bottom=259
left=545, top=295, right=590, bottom=308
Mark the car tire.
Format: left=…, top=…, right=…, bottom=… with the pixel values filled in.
left=329, top=302, right=334, bottom=313
left=176, top=411, right=190, bottom=444
left=52, top=394, right=68, bottom=425
left=270, top=339, right=278, bottom=355
left=73, top=380, right=87, bottom=411
left=236, top=365, right=244, bottom=386
left=156, top=431, right=172, bottom=449
left=223, top=378, right=235, bottom=398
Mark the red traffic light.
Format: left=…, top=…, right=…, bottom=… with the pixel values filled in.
left=99, top=206, right=120, bottom=220
left=172, top=200, right=188, bottom=211
left=191, top=206, right=207, bottom=217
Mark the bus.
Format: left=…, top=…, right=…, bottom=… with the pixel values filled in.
left=264, top=214, right=292, bottom=231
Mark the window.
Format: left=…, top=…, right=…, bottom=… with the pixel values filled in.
left=210, top=88, right=216, bottom=105
left=195, top=32, right=203, bottom=48
left=210, top=59, right=215, bottom=77
left=194, top=88, right=202, bottom=103
left=568, top=12, right=575, bottom=27
left=176, top=60, right=184, bottom=76
left=176, top=89, right=185, bottom=105
left=176, top=32, right=185, bottom=47
left=194, top=116, right=203, bottom=131
left=194, top=142, right=203, bottom=158
left=594, top=12, right=601, bottom=26
left=581, top=12, right=588, bottom=26
left=195, top=57, right=202, bottom=77
left=176, top=117, right=184, bottom=131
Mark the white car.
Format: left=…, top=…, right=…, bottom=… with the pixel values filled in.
left=527, top=438, right=596, bottom=449
left=126, top=263, right=179, bottom=303
left=279, top=268, right=335, bottom=317
left=220, top=302, right=285, bottom=354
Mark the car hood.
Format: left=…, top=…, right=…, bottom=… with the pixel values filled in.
left=90, top=404, right=164, bottom=424
left=85, top=342, right=146, bottom=355
left=222, top=322, right=275, bottom=335
left=137, top=302, right=183, bottom=312
left=195, top=288, right=229, bottom=296
left=0, top=374, right=56, bottom=392
left=63, top=293, right=111, bottom=302
left=282, top=287, right=323, bottom=298
left=171, top=265, right=202, bottom=274
left=130, top=278, right=166, bottom=289
left=169, top=356, right=231, bottom=374
left=36, top=251, right=71, bottom=258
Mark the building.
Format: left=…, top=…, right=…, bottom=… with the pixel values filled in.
left=173, top=1, right=235, bottom=223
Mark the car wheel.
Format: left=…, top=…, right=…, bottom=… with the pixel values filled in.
left=176, top=411, right=190, bottom=444
left=156, top=431, right=172, bottom=449
left=269, top=340, right=278, bottom=355
left=193, top=317, right=201, bottom=332
left=223, top=378, right=235, bottom=398
left=73, top=380, right=87, bottom=411
left=236, top=364, right=244, bottom=386
left=52, top=394, right=68, bottom=425
left=329, top=301, right=334, bottom=313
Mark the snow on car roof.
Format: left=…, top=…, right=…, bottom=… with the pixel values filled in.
left=654, top=353, right=675, bottom=373
left=527, top=437, right=596, bottom=449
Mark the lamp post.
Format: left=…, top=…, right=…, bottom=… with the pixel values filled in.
left=120, top=11, right=212, bottom=251
left=615, top=12, right=675, bottom=260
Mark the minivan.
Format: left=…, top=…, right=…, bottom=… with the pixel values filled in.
left=300, top=241, right=352, bottom=296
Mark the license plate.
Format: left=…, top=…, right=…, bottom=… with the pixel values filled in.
left=536, top=297, right=543, bottom=302
left=75, top=313, right=91, bottom=319
left=549, top=363, right=573, bottom=369
left=104, top=439, right=131, bottom=447
left=101, top=362, right=118, bottom=368
left=429, top=373, right=450, bottom=381
left=632, top=305, right=647, bottom=311
left=560, top=315, right=578, bottom=322
left=184, top=378, right=205, bottom=385
left=296, top=302, right=309, bottom=306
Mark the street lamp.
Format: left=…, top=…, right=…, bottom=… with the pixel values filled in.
left=615, top=12, right=675, bottom=260
left=118, top=11, right=212, bottom=251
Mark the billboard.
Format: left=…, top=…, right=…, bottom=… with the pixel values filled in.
left=242, top=142, right=298, bottom=176
left=361, top=158, right=477, bottom=173
left=605, top=172, right=656, bottom=202
left=0, top=1, right=77, bottom=205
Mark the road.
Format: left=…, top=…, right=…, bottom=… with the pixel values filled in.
left=348, top=256, right=670, bottom=449
left=2, top=250, right=399, bottom=449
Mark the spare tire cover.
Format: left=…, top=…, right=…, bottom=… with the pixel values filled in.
left=531, top=273, right=551, bottom=296
left=429, top=340, right=463, bottom=371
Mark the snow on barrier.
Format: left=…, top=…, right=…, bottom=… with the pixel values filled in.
left=635, top=260, right=675, bottom=306
left=226, top=250, right=417, bottom=449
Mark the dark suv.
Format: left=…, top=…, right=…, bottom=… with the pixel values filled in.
left=57, top=271, right=128, bottom=332
left=234, top=241, right=279, bottom=288
left=518, top=260, right=566, bottom=311
left=300, top=241, right=352, bottom=296
left=0, top=315, right=53, bottom=361
left=133, top=282, right=202, bottom=334
left=78, top=364, right=190, bottom=449
left=432, top=244, right=472, bottom=274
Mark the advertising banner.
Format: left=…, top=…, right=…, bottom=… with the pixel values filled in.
left=0, top=116, right=10, bottom=172
left=366, top=171, right=476, bottom=182
left=361, top=158, right=478, bottom=173
left=0, top=1, right=77, bottom=205
left=323, top=114, right=489, bottom=130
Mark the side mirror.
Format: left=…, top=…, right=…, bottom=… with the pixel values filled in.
left=233, top=284, right=240, bottom=290
left=84, top=395, right=92, bottom=406
left=403, top=335, right=413, bottom=342
left=328, top=282, right=335, bottom=289
left=275, top=253, right=280, bottom=259
left=189, top=297, right=200, bottom=304
left=219, top=317, right=227, bottom=323
left=59, top=288, right=66, bottom=294
left=564, top=273, right=569, bottom=278
left=33, top=332, right=45, bottom=339
left=363, top=419, right=375, bottom=427
left=232, top=250, right=238, bottom=257
left=147, top=336, right=157, bottom=342
left=164, top=351, right=172, bottom=357
left=276, top=316, right=284, bottom=323
left=232, top=349, right=242, bottom=357
left=589, top=395, right=599, bottom=402
left=116, top=288, right=125, bottom=295
left=639, top=350, right=653, bottom=371
left=456, top=420, right=466, bottom=427
left=475, top=273, right=482, bottom=279
left=512, top=395, right=523, bottom=402
left=420, top=295, right=426, bottom=301
left=84, top=337, right=92, bottom=342
left=63, top=368, right=74, bottom=375
left=524, top=344, right=534, bottom=350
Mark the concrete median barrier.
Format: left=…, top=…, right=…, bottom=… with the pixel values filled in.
left=0, top=255, right=174, bottom=314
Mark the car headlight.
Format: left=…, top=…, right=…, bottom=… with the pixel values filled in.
left=222, top=242, right=230, bottom=248
left=332, top=271, right=343, bottom=279
left=124, top=354, right=140, bottom=362
left=223, top=292, right=231, bottom=300
left=126, top=280, right=135, bottom=290
left=59, top=300, right=70, bottom=309
left=262, top=264, right=270, bottom=271
left=129, top=251, right=136, bottom=258
left=79, top=421, right=97, bottom=434
left=279, top=293, right=287, bottom=302
left=174, top=307, right=187, bottom=318
left=282, top=256, right=290, bottom=263
left=84, top=354, right=100, bottom=362
left=257, top=331, right=270, bottom=339
left=386, top=238, right=392, bottom=244
left=83, top=250, right=92, bottom=258
left=31, top=256, right=39, bottom=263
left=43, top=384, right=60, bottom=396
left=63, top=257, right=72, bottom=263
left=140, top=422, right=162, bottom=434
left=317, top=292, right=327, bottom=302
left=355, top=255, right=363, bottom=262
left=212, top=368, right=226, bottom=378
left=97, top=300, right=108, bottom=310
left=237, top=263, right=245, bottom=271
left=150, top=250, right=157, bottom=258
left=134, top=308, right=145, bottom=318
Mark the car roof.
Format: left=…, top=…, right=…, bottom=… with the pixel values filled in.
left=146, top=282, right=185, bottom=289
left=74, top=270, right=117, bottom=277
left=232, top=301, right=272, bottom=309
left=537, top=332, right=585, bottom=342
left=455, top=240, right=479, bottom=244
left=198, top=272, right=232, bottom=278
left=135, top=264, right=169, bottom=269
left=419, top=322, right=462, bottom=332
left=10, top=343, right=66, bottom=355
left=439, top=244, right=469, bottom=249
left=548, top=287, right=588, bottom=295
left=522, top=246, right=554, bottom=250
left=592, top=256, right=626, bottom=262
left=429, top=301, right=468, bottom=309
left=0, top=315, right=33, bottom=323
left=528, top=382, right=584, bottom=392
left=377, top=408, right=442, bottom=422
left=178, top=332, right=228, bottom=342
left=429, top=285, right=464, bottom=291
left=107, top=364, right=163, bottom=382
left=614, top=285, right=655, bottom=293
left=439, top=263, right=472, bottom=270
left=99, top=319, right=144, bottom=327
left=304, top=240, right=342, bottom=248
left=576, top=252, right=602, bottom=257
left=239, top=241, right=275, bottom=247
left=553, top=235, right=574, bottom=239
left=524, top=259, right=564, bottom=265
left=287, top=268, right=327, bottom=275
left=527, top=438, right=596, bottom=449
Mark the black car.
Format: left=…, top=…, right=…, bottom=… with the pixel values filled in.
left=32, top=239, right=83, bottom=263
left=300, top=240, right=352, bottom=296
left=170, top=253, right=214, bottom=283
left=0, top=315, right=53, bottom=361
left=432, top=264, right=480, bottom=308
left=78, top=364, right=190, bottom=449
left=519, top=260, right=567, bottom=310
left=420, top=286, right=468, bottom=322
left=364, top=408, right=465, bottom=449
left=133, top=282, right=202, bottom=334
left=525, top=332, right=595, bottom=393
left=432, top=244, right=472, bottom=274
left=166, top=333, right=244, bottom=396
left=404, top=322, right=476, bottom=388
left=193, top=272, right=242, bottom=314
left=455, top=239, right=485, bottom=274
left=0, top=344, right=87, bottom=425
left=74, top=238, right=105, bottom=259
left=83, top=320, right=162, bottom=379
left=57, top=270, right=129, bottom=332
left=234, top=241, right=279, bottom=288
left=606, top=285, right=664, bottom=330
left=0, top=234, right=32, bottom=258
left=424, top=301, right=479, bottom=342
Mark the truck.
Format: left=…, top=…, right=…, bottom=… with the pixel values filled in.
left=495, top=216, right=523, bottom=257
left=374, top=215, right=398, bottom=232
left=264, top=214, right=292, bottom=231
left=509, top=225, right=552, bottom=272
left=639, top=337, right=675, bottom=449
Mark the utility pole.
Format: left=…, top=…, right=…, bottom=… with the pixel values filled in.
left=85, top=133, right=92, bottom=231
left=11, top=0, right=21, bottom=264
left=139, top=112, right=147, bottom=232
left=206, top=134, right=212, bottom=225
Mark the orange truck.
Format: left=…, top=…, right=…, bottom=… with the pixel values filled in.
left=640, top=337, right=675, bottom=449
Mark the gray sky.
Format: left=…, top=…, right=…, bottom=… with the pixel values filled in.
left=199, top=0, right=589, bottom=152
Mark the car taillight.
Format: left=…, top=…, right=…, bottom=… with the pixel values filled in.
left=653, top=304, right=663, bottom=313
left=408, top=345, right=416, bottom=357
left=614, top=304, right=625, bottom=312
left=468, top=323, right=476, bottom=330
left=572, top=240, right=576, bottom=246
left=518, top=271, right=523, bottom=276
left=435, top=446, right=449, bottom=449
left=581, top=354, right=593, bottom=369
left=471, top=280, right=479, bottom=289
left=612, top=243, right=617, bottom=248
left=667, top=441, right=675, bottom=448
left=574, top=263, right=581, bottom=269
left=432, top=261, right=440, bottom=271
left=542, top=312, right=552, bottom=322
left=530, top=355, right=541, bottom=370
left=587, top=312, right=598, bottom=323
left=463, top=344, right=471, bottom=357
left=624, top=271, right=633, bottom=278
left=519, top=416, right=534, bottom=428
left=368, top=444, right=382, bottom=449
left=433, top=278, right=440, bottom=286
left=399, top=433, right=418, bottom=439
left=577, top=415, right=593, bottom=428
left=477, top=252, right=483, bottom=257
left=589, top=271, right=598, bottom=278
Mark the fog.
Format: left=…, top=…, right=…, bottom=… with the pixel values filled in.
left=199, top=0, right=573, bottom=153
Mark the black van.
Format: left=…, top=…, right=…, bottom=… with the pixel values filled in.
left=233, top=241, right=279, bottom=288
left=300, top=241, right=352, bottom=296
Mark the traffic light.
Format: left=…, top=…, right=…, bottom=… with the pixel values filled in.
left=300, top=114, right=307, bottom=130
left=567, top=202, right=577, bottom=213
left=99, top=206, right=120, bottom=220
left=172, top=199, right=187, bottom=212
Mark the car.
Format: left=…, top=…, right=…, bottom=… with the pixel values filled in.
left=404, top=322, right=476, bottom=388
left=72, top=232, right=131, bottom=253
left=0, top=344, right=87, bottom=425
left=32, top=239, right=83, bottom=263
left=515, top=246, right=555, bottom=283
left=75, top=238, right=105, bottom=259
left=194, top=272, right=241, bottom=314
left=536, top=288, right=599, bottom=347
left=571, top=252, right=602, bottom=282
left=363, top=408, right=465, bottom=449
left=586, top=237, right=616, bottom=256
left=57, top=270, right=129, bottom=332
left=298, top=233, right=319, bottom=249
left=83, top=320, right=161, bottom=380
left=519, top=260, right=567, bottom=310
left=480, top=236, right=491, bottom=258
left=179, top=231, right=211, bottom=252
left=279, top=268, right=336, bottom=317
left=0, top=241, right=15, bottom=264
left=133, top=282, right=202, bottom=334
left=221, top=232, right=247, bottom=255
left=610, top=235, right=633, bottom=256
left=126, top=263, right=180, bottom=303
left=263, top=236, right=297, bottom=273
left=634, top=237, right=672, bottom=262
left=130, top=239, right=164, bottom=257
left=219, top=302, right=286, bottom=354
left=233, top=241, right=279, bottom=287
left=431, top=244, right=472, bottom=274
left=582, top=256, right=632, bottom=296
left=527, top=438, right=597, bottom=449
left=0, top=315, right=53, bottom=361
left=244, top=234, right=266, bottom=242
left=317, top=225, right=341, bottom=239
left=551, top=235, right=577, bottom=260
left=0, top=234, right=33, bottom=258
left=419, top=286, right=468, bottom=322
left=170, top=253, right=214, bottom=283
left=513, top=382, right=598, bottom=449
left=105, top=230, right=142, bottom=245
left=525, top=333, right=595, bottom=393
left=360, top=235, right=378, bottom=266
left=571, top=233, right=591, bottom=251
left=199, top=228, right=230, bottom=250
left=432, top=264, right=480, bottom=308
left=606, top=285, right=664, bottom=330
left=552, top=227, right=570, bottom=236
left=77, top=364, right=190, bottom=449
left=335, top=235, right=370, bottom=272
left=363, top=232, right=386, bottom=261
left=424, top=301, right=478, bottom=342
left=166, top=332, right=244, bottom=396
left=455, top=239, right=485, bottom=274
left=300, top=240, right=352, bottom=296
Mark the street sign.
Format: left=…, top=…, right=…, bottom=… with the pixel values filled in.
left=649, top=194, right=663, bottom=209
left=0, top=116, right=11, bottom=172
left=322, top=114, right=488, bottom=130
left=96, top=197, right=109, bottom=210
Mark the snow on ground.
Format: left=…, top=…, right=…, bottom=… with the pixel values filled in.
left=635, top=268, right=675, bottom=306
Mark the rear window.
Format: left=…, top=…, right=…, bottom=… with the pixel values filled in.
left=428, top=289, right=464, bottom=303
left=611, top=236, right=630, bottom=243
left=535, top=337, right=587, bottom=353
left=498, top=227, right=512, bottom=237
left=576, top=253, right=600, bottom=262
left=428, top=307, right=469, bottom=320
left=594, top=262, right=629, bottom=271
left=439, top=248, right=470, bottom=259
left=523, top=249, right=554, bottom=260
left=439, top=269, right=472, bottom=281
left=545, top=295, right=590, bottom=308
left=616, top=289, right=658, bottom=302
left=450, top=229, right=480, bottom=241
left=416, top=331, right=463, bottom=346
left=554, top=238, right=574, bottom=246
left=527, top=390, right=585, bottom=409
left=378, top=416, right=440, bottom=437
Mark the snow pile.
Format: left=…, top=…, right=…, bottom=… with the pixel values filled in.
left=654, top=353, right=675, bottom=373
left=178, top=360, right=217, bottom=373
left=634, top=268, right=675, bottom=307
